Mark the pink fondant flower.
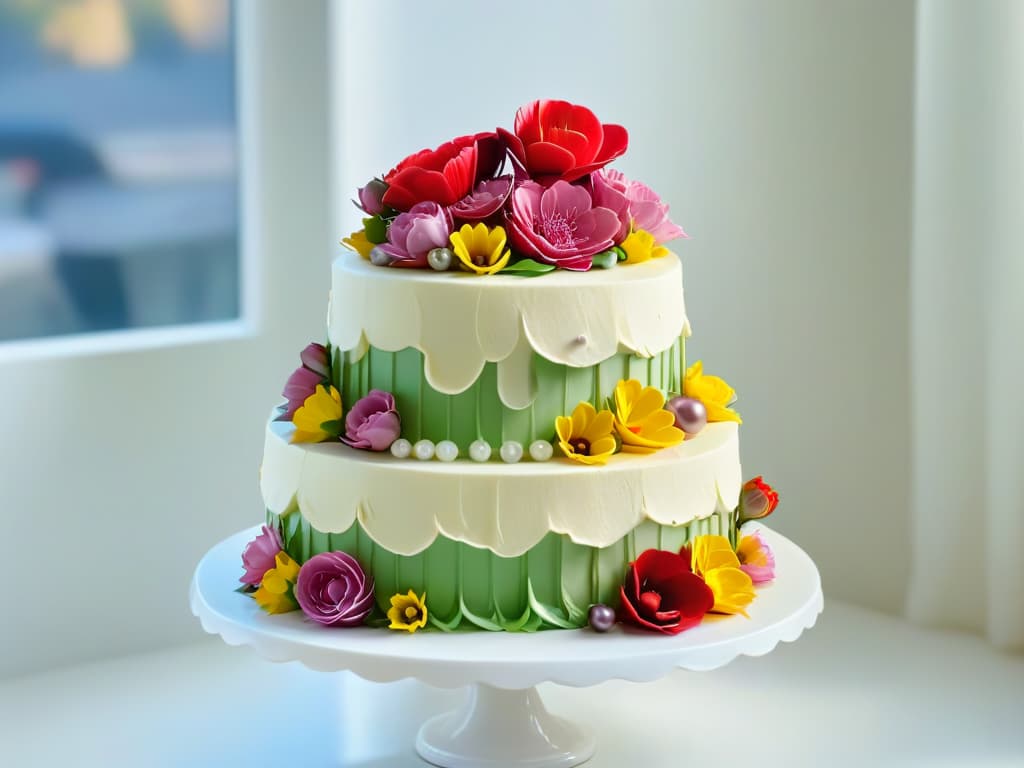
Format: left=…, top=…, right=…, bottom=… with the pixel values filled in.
left=376, top=202, right=453, bottom=268
left=342, top=390, right=401, bottom=450
left=240, top=525, right=284, bottom=586
left=448, top=176, right=513, bottom=222
left=589, top=170, right=631, bottom=243
left=295, top=551, right=375, bottom=627
left=280, top=342, right=330, bottom=420
left=736, top=530, right=776, bottom=584
left=506, top=180, right=621, bottom=271
left=599, top=169, right=687, bottom=244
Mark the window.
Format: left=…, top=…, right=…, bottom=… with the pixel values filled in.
left=0, top=0, right=238, bottom=342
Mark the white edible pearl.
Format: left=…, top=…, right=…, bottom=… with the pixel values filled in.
left=500, top=440, right=524, bottom=463
left=469, top=439, right=492, bottom=462
left=390, top=438, right=412, bottom=459
left=435, top=440, right=459, bottom=462
left=528, top=440, right=553, bottom=462
left=413, top=439, right=435, bottom=461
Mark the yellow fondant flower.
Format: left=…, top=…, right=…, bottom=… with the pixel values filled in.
left=555, top=402, right=618, bottom=465
left=688, top=535, right=756, bottom=616
left=621, top=228, right=669, bottom=264
left=342, top=229, right=375, bottom=260
left=253, top=551, right=301, bottom=614
left=683, top=361, right=742, bottom=424
left=387, top=590, right=428, bottom=633
left=291, top=384, right=343, bottom=443
left=613, top=379, right=685, bottom=454
left=449, top=223, right=512, bottom=275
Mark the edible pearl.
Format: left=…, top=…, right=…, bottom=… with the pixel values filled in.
left=528, top=440, right=553, bottom=462
left=469, top=439, right=492, bottom=462
left=390, top=438, right=412, bottom=458
left=413, top=439, right=435, bottom=461
left=427, top=247, right=453, bottom=271
left=369, top=246, right=394, bottom=267
left=575, top=334, right=587, bottom=345
left=500, top=440, right=524, bottom=463
left=435, top=440, right=459, bottom=462
left=588, top=603, right=616, bottom=632
left=666, top=396, right=708, bottom=435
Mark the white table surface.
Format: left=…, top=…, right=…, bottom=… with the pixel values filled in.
left=2, top=600, right=1022, bottom=768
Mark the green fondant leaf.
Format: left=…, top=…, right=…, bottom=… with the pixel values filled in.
left=319, top=419, right=344, bottom=435
left=458, top=595, right=505, bottom=632
left=362, top=215, right=389, bottom=244
left=591, top=250, right=618, bottom=270
left=498, top=258, right=557, bottom=277
left=613, top=245, right=627, bottom=262
left=428, top=610, right=463, bottom=633
left=526, top=579, right=578, bottom=629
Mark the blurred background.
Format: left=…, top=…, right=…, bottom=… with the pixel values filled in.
left=1, top=1, right=1022, bottom=766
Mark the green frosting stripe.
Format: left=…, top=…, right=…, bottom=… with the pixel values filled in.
left=269, top=508, right=735, bottom=632
left=331, top=339, right=685, bottom=448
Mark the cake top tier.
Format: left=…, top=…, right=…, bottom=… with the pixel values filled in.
left=342, top=98, right=687, bottom=276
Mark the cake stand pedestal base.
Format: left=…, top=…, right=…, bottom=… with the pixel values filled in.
left=415, top=684, right=594, bottom=768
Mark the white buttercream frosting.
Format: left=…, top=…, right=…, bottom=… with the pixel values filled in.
left=328, top=253, right=690, bottom=406
left=261, top=414, right=741, bottom=557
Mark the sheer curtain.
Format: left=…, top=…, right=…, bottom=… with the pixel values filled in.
left=908, top=0, right=1024, bottom=650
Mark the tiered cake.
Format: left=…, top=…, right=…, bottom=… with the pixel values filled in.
left=240, top=100, right=779, bottom=635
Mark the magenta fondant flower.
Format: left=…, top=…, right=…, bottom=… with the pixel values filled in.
left=506, top=180, right=621, bottom=271
left=448, top=176, right=513, bottom=222
left=737, top=530, right=776, bottom=584
left=240, top=525, right=284, bottom=586
left=295, top=550, right=375, bottom=627
left=355, top=178, right=387, bottom=216
left=589, top=170, right=631, bottom=243
left=342, top=390, right=401, bottom=450
left=280, top=342, right=330, bottom=420
left=599, top=170, right=687, bottom=244
left=376, top=202, right=453, bottom=268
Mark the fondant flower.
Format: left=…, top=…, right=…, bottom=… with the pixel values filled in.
left=498, top=99, right=628, bottom=183
left=387, top=590, right=428, bottom=633
left=253, top=551, right=301, bottom=615
left=240, top=525, right=284, bottom=586
left=737, top=530, right=776, bottom=584
left=738, top=476, right=780, bottom=525
left=449, top=223, right=511, bottom=275
left=620, top=228, right=669, bottom=265
left=295, top=551, right=376, bottom=627
left=619, top=549, right=714, bottom=635
left=280, top=342, right=331, bottom=420
left=342, top=229, right=375, bottom=260
left=448, top=176, right=513, bottom=222
left=291, top=384, right=343, bottom=443
left=341, top=390, right=401, bottom=451
left=555, top=402, right=618, bottom=465
left=612, top=379, right=685, bottom=454
left=683, top=361, right=742, bottom=424
left=600, top=169, right=687, bottom=244
left=507, top=180, right=621, bottom=271
left=382, top=132, right=504, bottom=211
left=375, top=201, right=453, bottom=269
left=355, top=178, right=387, bottom=216
left=589, top=169, right=631, bottom=243
left=687, top=535, right=756, bottom=616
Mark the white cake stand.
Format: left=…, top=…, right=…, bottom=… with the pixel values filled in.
left=190, top=525, right=822, bottom=767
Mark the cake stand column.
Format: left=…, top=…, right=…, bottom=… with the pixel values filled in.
left=414, top=683, right=595, bottom=768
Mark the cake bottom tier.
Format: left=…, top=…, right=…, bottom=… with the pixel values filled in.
left=269, top=508, right=737, bottom=632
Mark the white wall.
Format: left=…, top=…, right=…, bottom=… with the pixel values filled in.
left=0, top=5, right=332, bottom=678
left=334, top=0, right=916, bottom=613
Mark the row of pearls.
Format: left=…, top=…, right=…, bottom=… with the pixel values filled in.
left=389, top=437, right=554, bottom=463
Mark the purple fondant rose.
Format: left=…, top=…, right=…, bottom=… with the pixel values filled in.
left=448, top=176, right=513, bottom=222
left=280, top=342, right=330, bottom=420
left=376, top=202, right=452, bottom=268
left=295, top=551, right=375, bottom=627
left=240, top=525, right=284, bottom=586
left=341, top=390, right=401, bottom=450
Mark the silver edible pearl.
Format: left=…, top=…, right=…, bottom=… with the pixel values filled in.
left=390, top=438, right=412, bottom=458
left=469, top=439, right=492, bottom=462
left=588, top=603, right=616, bottom=632
left=427, top=247, right=454, bottom=271
left=435, top=440, right=459, bottom=462
left=369, top=246, right=394, bottom=267
left=575, top=334, right=587, bottom=345
left=500, top=440, right=524, bottom=464
left=528, top=440, right=553, bottom=462
left=413, top=439, right=435, bottom=461
left=666, top=396, right=708, bottom=435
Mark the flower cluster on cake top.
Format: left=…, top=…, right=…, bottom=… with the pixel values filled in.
left=343, top=99, right=687, bottom=274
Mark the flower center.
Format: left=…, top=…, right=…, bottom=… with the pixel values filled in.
left=536, top=210, right=583, bottom=249
left=639, top=590, right=662, bottom=616
left=573, top=437, right=591, bottom=455
left=404, top=606, right=420, bottom=621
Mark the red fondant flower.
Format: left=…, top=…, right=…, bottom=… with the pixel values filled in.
left=738, top=476, right=780, bottom=524
left=619, top=549, right=714, bottom=635
left=382, top=132, right=504, bottom=211
left=498, top=99, right=628, bottom=183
